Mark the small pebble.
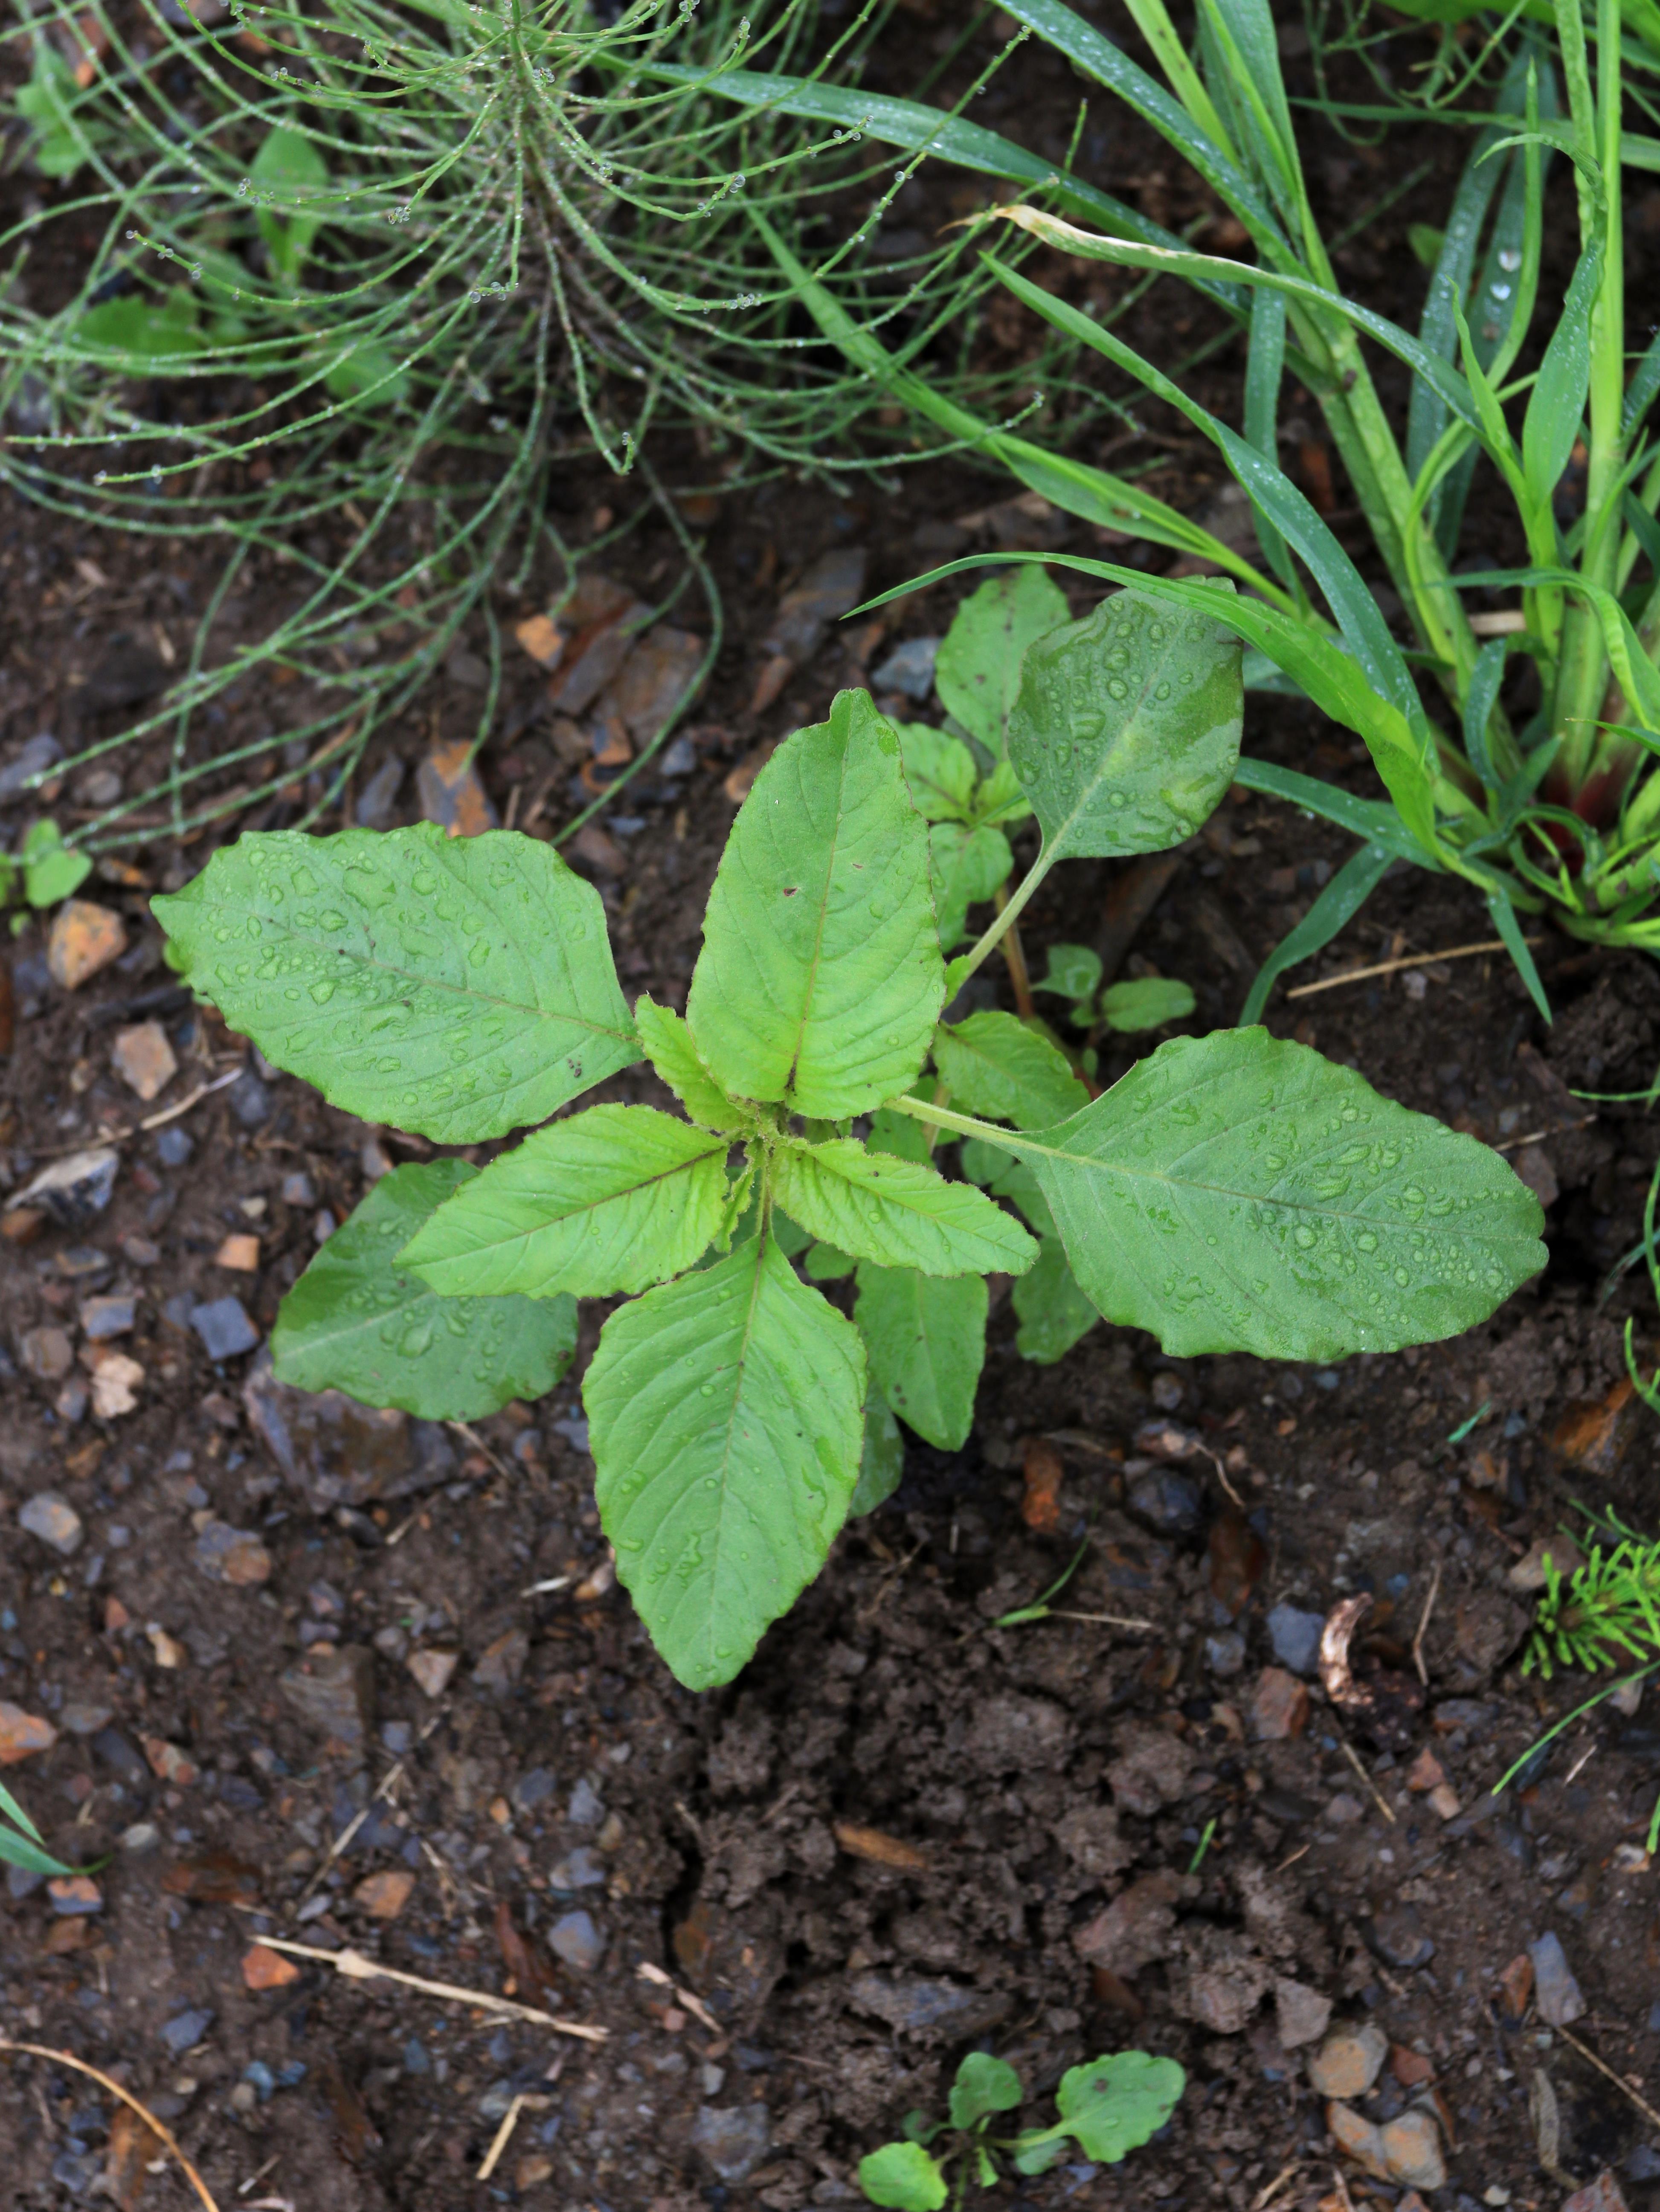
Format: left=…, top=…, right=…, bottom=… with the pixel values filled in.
left=160, top=2009, right=215, bottom=2057
left=20, top=1492, right=84, bottom=1556
left=20, top=1326, right=74, bottom=1382
left=156, top=1127, right=193, bottom=1168
left=1268, top=1603, right=1327, bottom=1676
left=1250, top=1666, right=1309, bottom=1742
left=1530, top=1930, right=1586, bottom=2026
left=110, top=1021, right=177, bottom=1102
left=548, top=1909, right=605, bottom=1971
left=190, top=1298, right=259, bottom=1361
left=79, top=1295, right=136, bottom=1340
left=281, top=1172, right=315, bottom=1207
left=1308, top=2021, right=1387, bottom=2099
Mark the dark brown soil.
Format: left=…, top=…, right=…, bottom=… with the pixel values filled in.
left=8, top=11, right=1660, bottom=2212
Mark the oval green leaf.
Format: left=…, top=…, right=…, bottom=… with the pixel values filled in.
left=1054, top=2051, right=1185, bottom=2164
left=854, top=1263, right=987, bottom=1450
left=897, top=723, right=978, bottom=821
left=1008, top=588, right=1242, bottom=861
left=400, top=1105, right=731, bottom=1299
left=1015, top=1030, right=1547, bottom=1360
left=930, top=822, right=1013, bottom=951
left=935, top=565, right=1070, bottom=759
left=271, top=1161, right=577, bottom=1418
left=949, top=2052, right=1024, bottom=2129
left=153, top=824, right=639, bottom=1145
left=857, top=2142, right=947, bottom=2212
left=772, top=1135, right=1037, bottom=1277
left=1100, top=975, right=1196, bottom=1031
left=635, top=993, right=749, bottom=1132
left=586, top=1233, right=865, bottom=1690
left=687, top=690, right=943, bottom=1118
left=1012, top=1237, right=1098, bottom=1364
left=932, top=1010, right=1089, bottom=1128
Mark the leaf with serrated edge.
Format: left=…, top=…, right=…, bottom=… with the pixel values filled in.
left=1006, top=1030, right=1545, bottom=1360
left=1009, top=590, right=1241, bottom=862
left=634, top=993, right=748, bottom=1132
left=687, top=691, right=943, bottom=1118
left=400, top=1105, right=731, bottom=1299
left=273, top=1161, right=577, bottom=1417
left=855, top=1264, right=986, bottom=1450
left=153, top=824, right=638, bottom=1144
left=587, top=1233, right=864, bottom=1690
left=772, top=1136, right=1037, bottom=1276
left=1013, top=1237, right=1098, bottom=1364
left=897, top=724, right=978, bottom=821
left=933, top=1010, right=1089, bottom=1128
left=935, top=566, right=1070, bottom=759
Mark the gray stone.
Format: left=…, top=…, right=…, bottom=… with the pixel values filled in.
left=548, top=1910, right=605, bottom=1972
left=0, top=732, right=62, bottom=800
left=1268, top=1604, right=1327, bottom=1676
left=691, top=2102, right=772, bottom=2185
left=511, top=1768, right=556, bottom=1814
left=155, top=1127, right=193, bottom=1167
left=1127, top=1466, right=1204, bottom=1535
left=7, top=1147, right=118, bottom=1229
left=1530, top=1930, right=1586, bottom=2026
left=79, top=1295, right=136, bottom=1339
left=567, top=1777, right=604, bottom=1826
left=20, top=1492, right=84, bottom=1556
left=1274, top=1977, right=1332, bottom=2050
left=191, top=1297, right=259, bottom=1361
left=549, top=1846, right=607, bottom=1890
left=59, top=1704, right=113, bottom=1737
left=228, top=1069, right=273, bottom=1128
left=355, top=757, right=406, bottom=830
left=160, top=2008, right=215, bottom=2056
left=1205, top=1631, right=1247, bottom=1679
left=871, top=634, right=940, bottom=702
left=280, top=1646, right=375, bottom=1749
left=243, top=1350, right=455, bottom=1512
left=847, top=1973, right=1010, bottom=2036
left=1364, top=1905, right=1434, bottom=1970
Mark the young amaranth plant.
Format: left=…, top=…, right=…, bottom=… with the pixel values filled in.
left=858, top=2047, right=1185, bottom=2209
left=747, top=0, right=1660, bottom=1016
left=154, top=588, right=1546, bottom=1690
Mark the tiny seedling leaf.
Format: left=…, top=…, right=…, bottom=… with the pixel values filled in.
left=272, top=1161, right=577, bottom=1417
left=1016, top=1029, right=1546, bottom=1359
left=78, top=286, right=204, bottom=359
left=152, top=825, right=640, bottom=1144
left=857, top=2140, right=948, bottom=2211
left=855, top=1263, right=986, bottom=1450
left=399, top=1105, right=731, bottom=1298
left=21, top=820, right=91, bottom=908
left=635, top=993, right=750, bottom=1132
left=253, top=123, right=330, bottom=282
left=932, top=1010, right=1090, bottom=1128
left=1007, top=588, right=1242, bottom=863
left=1034, top=942, right=1103, bottom=1002
left=688, top=691, right=943, bottom=1118
left=934, top=565, right=1071, bottom=758
left=949, top=2052, right=1024, bottom=2129
left=586, top=1231, right=865, bottom=1690
left=772, top=1136, right=1039, bottom=1276
left=1053, top=2051, right=1186, bottom=2164
left=1100, top=976, right=1196, bottom=1031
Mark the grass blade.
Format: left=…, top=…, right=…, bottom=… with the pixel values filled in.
left=1231, top=758, right=1425, bottom=857
left=1237, top=840, right=1397, bottom=1024
left=1464, top=638, right=1510, bottom=792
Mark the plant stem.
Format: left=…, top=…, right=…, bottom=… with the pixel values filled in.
left=955, top=848, right=1052, bottom=991
left=887, top=1094, right=1025, bottom=1152
left=993, top=882, right=1034, bottom=1016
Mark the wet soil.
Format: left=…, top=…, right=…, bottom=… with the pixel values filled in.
left=7, top=9, right=1660, bottom=2212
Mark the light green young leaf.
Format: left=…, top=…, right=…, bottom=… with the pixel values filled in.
left=772, top=1136, right=1038, bottom=1277
left=78, top=287, right=204, bottom=360
left=1100, top=976, right=1195, bottom=1031
left=153, top=824, right=639, bottom=1144
left=253, top=123, right=330, bottom=282
left=934, top=566, right=1071, bottom=758
left=849, top=1382, right=904, bottom=1515
left=961, top=1141, right=1058, bottom=1237
left=21, top=820, right=91, bottom=908
left=1013, top=1237, right=1098, bottom=1363
left=1010, top=1030, right=1546, bottom=1359
left=1008, top=589, right=1242, bottom=863
left=1034, top=943, right=1103, bottom=1001
left=949, top=2052, right=1025, bottom=2130
left=897, top=724, right=978, bottom=820
left=17, top=45, right=84, bottom=180
left=635, top=992, right=749, bottom=1131
left=1521, top=238, right=1602, bottom=514
left=1053, top=2051, right=1186, bottom=2163
left=933, top=1010, right=1089, bottom=1128
left=587, top=1233, right=865, bottom=1690
left=687, top=691, right=943, bottom=1118
left=322, top=340, right=411, bottom=404
left=975, top=757, right=1032, bottom=826
left=858, top=2140, right=947, bottom=2212
left=868, top=1098, right=934, bottom=1162
left=855, top=1264, right=987, bottom=1450
left=272, top=1161, right=576, bottom=1417
left=400, top=1106, right=730, bottom=1299
left=805, top=1239, right=857, bottom=1280
left=930, top=822, right=1014, bottom=950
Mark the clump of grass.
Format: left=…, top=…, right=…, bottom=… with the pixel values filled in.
left=0, top=0, right=1059, bottom=849
left=1528, top=1504, right=1660, bottom=1677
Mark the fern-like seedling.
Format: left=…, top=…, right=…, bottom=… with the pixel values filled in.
left=1526, top=1509, right=1660, bottom=1678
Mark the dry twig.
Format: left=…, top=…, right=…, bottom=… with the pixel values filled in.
left=1558, top=2024, right=1660, bottom=2131
left=1412, top=1558, right=1443, bottom=1687
left=0, top=2039, right=222, bottom=2211
left=255, top=1938, right=606, bottom=2041
left=1286, top=937, right=1539, bottom=999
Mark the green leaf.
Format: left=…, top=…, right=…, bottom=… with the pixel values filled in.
left=1100, top=976, right=1195, bottom=1031
left=586, top=1232, right=865, bottom=1690
left=975, top=757, right=1033, bottom=827
left=1010, top=2133, right=1068, bottom=2177
left=849, top=1382, right=904, bottom=1515
left=855, top=1264, right=986, bottom=1450
left=772, top=1136, right=1038, bottom=1277
left=271, top=1161, right=576, bottom=1418
left=1238, top=840, right=1396, bottom=1025
left=868, top=1099, right=934, bottom=1163
left=1053, top=2052, right=1186, bottom=2164
left=897, top=724, right=978, bottom=820
left=0, top=1775, right=72, bottom=1878
left=152, top=824, right=639, bottom=1145
left=17, top=46, right=84, bottom=180
left=1521, top=238, right=1601, bottom=514
left=949, top=2052, right=1024, bottom=2131
left=1013, top=1237, right=1098, bottom=1363
left=1007, top=587, right=1242, bottom=864
left=962, top=1142, right=1059, bottom=1237
left=935, top=566, right=1071, bottom=759
left=857, top=2141, right=947, bottom=2212
left=933, top=1011, right=1089, bottom=1128
left=400, top=1106, right=731, bottom=1299
left=929, top=822, right=1013, bottom=950
left=687, top=690, right=943, bottom=1119
left=1035, top=943, right=1103, bottom=1002
left=635, top=992, right=749, bottom=1131
left=804, top=1240, right=857, bottom=1281
left=322, top=339, right=411, bottom=404
left=1013, top=1030, right=1547, bottom=1360
left=78, top=287, right=204, bottom=360
left=21, top=820, right=91, bottom=908
left=253, top=124, right=330, bottom=282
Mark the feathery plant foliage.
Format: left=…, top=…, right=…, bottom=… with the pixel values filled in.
left=0, top=0, right=1059, bottom=851
left=1527, top=1504, right=1660, bottom=1675
left=741, top=0, right=1660, bottom=1017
